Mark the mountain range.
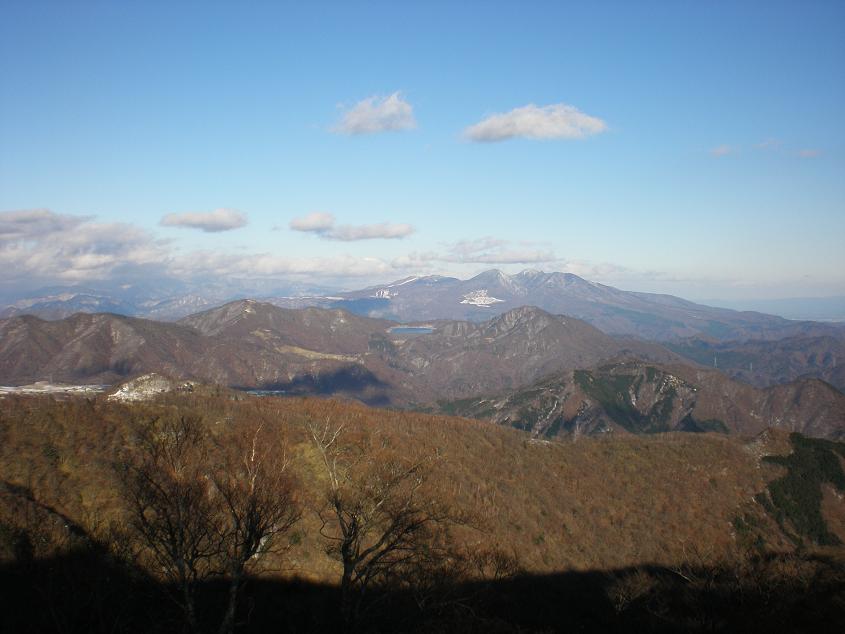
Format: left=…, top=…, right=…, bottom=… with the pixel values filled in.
left=1, top=300, right=843, bottom=440
left=0, top=278, right=332, bottom=321
left=4, top=270, right=843, bottom=343
left=269, top=269, right=845, bottom=342
left=0, top=302, right=676, bottom=407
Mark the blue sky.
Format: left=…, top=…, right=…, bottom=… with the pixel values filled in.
left=1, top=1, right=843, bottom=301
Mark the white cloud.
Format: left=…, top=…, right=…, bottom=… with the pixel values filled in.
left=710, top=144, right=735, bottom=157
left=0, top=209, right=412, bottom=289
left=396, top=237, right=558, bottom=267
left=464, top=103, right=607, bottom=142
left=160, top=208, right=247, bottom=232
left=0, top=211, right=706, bottom=296
left=798, top=148, right=821, bottom=158
left=333, top=92, right=417, bottom=135
left=0, top=210, right=168, bottom=284
left=171, top=251, right=396, bottom=280
left=327, top=223, right=415, bottom=241
left=0, top=208, right=91, bottom=239
left=446, top=237, right=556, bottom=263
left=289, top=212, right=414, bottom=241
left=289, top=211, right=335, bottom=232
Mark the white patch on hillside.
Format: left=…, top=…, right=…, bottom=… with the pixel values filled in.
left=108, top=373, right=194, bottom=402
left=460, top=289, right=505, bottom=307
left=388, top=276, right=419, bottom=287
left=0, top=382, right=109, bottom=396
left=370, top=276, right=421, bottom=298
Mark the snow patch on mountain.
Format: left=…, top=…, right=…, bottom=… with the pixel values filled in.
left=460, top=290, right=505, bottom=307
left=387, top=276, right=419, bottom=287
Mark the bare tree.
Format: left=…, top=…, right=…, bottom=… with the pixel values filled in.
left=307, top=419, right=453, bottom=632
left=212, top=424, right=301, bottom=634
left=121, top=416, right=300, bottom=634
left=123, top=415, right=217, bottom=633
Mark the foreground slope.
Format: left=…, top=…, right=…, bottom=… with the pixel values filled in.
left=1, top=392, right=843, bottom=632
left=1, top=391, right=834, bottom=575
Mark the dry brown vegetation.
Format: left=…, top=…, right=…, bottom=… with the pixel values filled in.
left=0, top=391, right=843, bottom=632
left=0, top=392, right=840, bottom=572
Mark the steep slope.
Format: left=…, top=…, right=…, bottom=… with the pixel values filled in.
left=445, top=361, right=845, bottom=440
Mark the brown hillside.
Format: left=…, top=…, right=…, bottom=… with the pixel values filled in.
left=444, top=361, right=845, bottom=440
left=0, top=304, right=678, bottom=406
left=0, top=391, right=829, bottom=578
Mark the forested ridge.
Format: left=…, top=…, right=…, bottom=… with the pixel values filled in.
left=1, top=391, right=843, bottom=632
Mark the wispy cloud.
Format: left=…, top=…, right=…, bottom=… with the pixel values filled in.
left=798, top=148, right=821, bottom=158
left=394, top=237, right=557, bottom=268
left=444, top=237, right=556, bottom=263
left=170, top=251, right=396, bottom=280
left=710, top=144, right=735, bottom=157
left=289, top=211, right=335, bottom=232
left=333, top=92, right=416, bottom=135
left=0, top=210, right=760, bottom=297
left=289, top=212, right=414, bottom=241
left=464, top=103, right=607, bottom=142
left=0, top=209, right=407, bottom=288
left=0, top=209, right=168, bottom=283
left=0, top=208, right=91, bottom=238
left=160, top=208, right=248, bottom=232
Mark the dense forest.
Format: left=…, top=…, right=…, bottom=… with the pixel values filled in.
left=1, top=391, right=844, bottom=632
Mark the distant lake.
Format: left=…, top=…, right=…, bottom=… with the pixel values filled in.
left=388, top=326, right=434, bottom=335
left=244, top=389, right=288, bottom=397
